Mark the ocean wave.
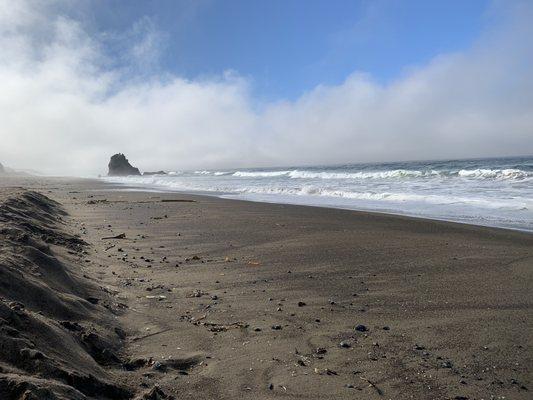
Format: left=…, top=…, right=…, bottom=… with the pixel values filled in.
left=457, top=168, right=530, bottom=180
left=235, top=186, right=530, bottom=210
left=194, top=170, right=232, bottom=176
left=232, top=170, right=292, bottom=177
left=228, top=168, right=530, bottom=181
left=287, top=169, right=442, bottom=179
left=229, top=169, right=442, bottom=179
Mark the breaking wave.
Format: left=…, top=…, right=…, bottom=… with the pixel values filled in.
left=226, top=168, right=531, bottom=180
left=457, top=168, right=530, bottom=180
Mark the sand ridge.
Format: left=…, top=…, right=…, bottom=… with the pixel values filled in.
left=0, top=189, right=132, bottom=399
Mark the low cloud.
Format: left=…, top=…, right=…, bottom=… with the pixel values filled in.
left=0, top=0, right=532, bottom=175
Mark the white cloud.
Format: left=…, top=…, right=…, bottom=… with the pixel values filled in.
left=0, top=0, right=532, bottom=175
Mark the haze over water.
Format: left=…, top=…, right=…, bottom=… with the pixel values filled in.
left=104, top=156, right=533, bottom=232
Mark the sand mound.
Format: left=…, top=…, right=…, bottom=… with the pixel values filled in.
left=0, top=190, right=133, bottom=399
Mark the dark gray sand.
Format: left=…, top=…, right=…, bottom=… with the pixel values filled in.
left=0, top=176, right=531, bottom=399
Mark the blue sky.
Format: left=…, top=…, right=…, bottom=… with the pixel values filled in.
left=87, top=0, right=490, bottom=100
left=1, top=0, right=532, bottom=174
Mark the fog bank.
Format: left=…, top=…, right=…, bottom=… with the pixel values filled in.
left=1, top=0, right=532, bottom=175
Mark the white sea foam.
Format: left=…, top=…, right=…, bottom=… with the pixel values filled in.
left=286, top=169, right=442, bottom=179
left=232, top=186, right=529, bottom=210
left=232, top=170, right=292, bottom=177
left=457, top=168, right=530, bottom=180
left=226, top=168, right=531, bottom=180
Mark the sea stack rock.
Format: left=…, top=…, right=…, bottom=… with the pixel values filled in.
left=0, top=162, right=4, bottom=174
left=108, top=154, right=141, bottom=176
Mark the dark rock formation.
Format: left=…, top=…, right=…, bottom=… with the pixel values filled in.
left=107, top=154, right=141, bottom=176
left=143, top=171, right=167, bottom=176
left=0, top=162, right=4, bottom=174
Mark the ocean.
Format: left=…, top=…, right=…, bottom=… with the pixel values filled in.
left=103, top=156, right=533, bottom=232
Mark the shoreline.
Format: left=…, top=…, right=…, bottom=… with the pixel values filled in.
left=0, top=176, right=531, bottom=399
left=100, top=179, right=533, bottom=235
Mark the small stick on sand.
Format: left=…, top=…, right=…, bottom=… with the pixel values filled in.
left=131, top=328, right=172, bottom=342
left=101, top=233, right=126, bottom=240
left=161, top=199, right=196, bottom=203
left=360, top=377, right=383, bottom=395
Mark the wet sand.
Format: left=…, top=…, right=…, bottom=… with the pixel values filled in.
left=0, top=176, right=531, bottom=399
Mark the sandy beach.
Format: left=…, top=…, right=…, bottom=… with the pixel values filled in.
left=0, top=176, right=531, bottom=400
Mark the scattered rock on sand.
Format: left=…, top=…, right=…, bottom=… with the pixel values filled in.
left=108, top=153, right=141, bottom=176
left=355, top=324, right=368, bottom=332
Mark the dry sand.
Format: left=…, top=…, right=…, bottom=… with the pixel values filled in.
left=0, top=176, right=531, bottom=399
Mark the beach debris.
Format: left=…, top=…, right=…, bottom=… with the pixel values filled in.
left=203, top=321, right=248, bottom=332
left=360, top=377, right=383, bottom=396
left=152, top=361, right=164, bottom=371
left=268, top=383, right=274, bottom=390
left=146, top=295, right=167, bottom=300
left=161, top=199, right=196, bottom=203
left=339, top=341, right=351, bottom=348
left=87, top=199, right=108, bottom=205
left=102, top=233, right=126, bottom=240
left=271, top=324, right=282, bottom=330
left=314, top=367, right=337, bottom=376
left=297, top=301, right=306, bottom=307
left=355, top=324, right=368, bottom=332
left=189, top=289, right=207, bottom=298
left=248, top=261, right=261, bottom=266
left=315, top=347, right=327, bottom=355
